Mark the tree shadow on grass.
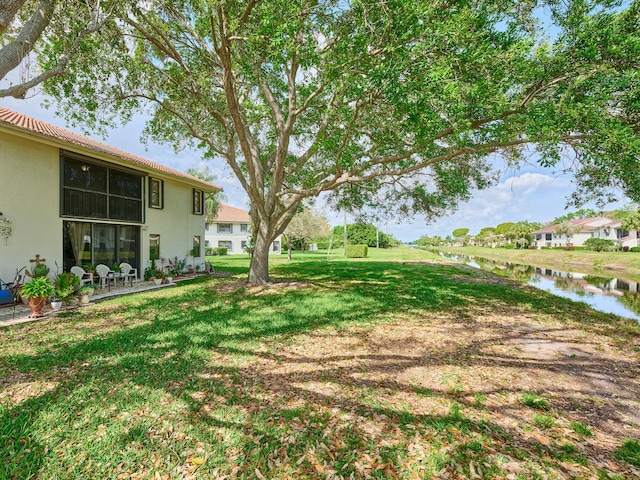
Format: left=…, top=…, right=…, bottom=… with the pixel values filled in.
left=0, top=260, right=638, bottom=478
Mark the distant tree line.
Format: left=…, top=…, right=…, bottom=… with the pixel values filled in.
left=414, top=206, right=640, bottom=249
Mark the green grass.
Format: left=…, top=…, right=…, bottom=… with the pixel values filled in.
left=571, top=421, right=594, bottom=437
left=520, top=392, right=549, bottom=410
left=0, top=247, right=638, bottom=479
left=533, top=414, right=556, bottom=429
left=615, top=439, right=640, bottom=467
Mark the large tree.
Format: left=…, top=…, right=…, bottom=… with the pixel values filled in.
left=0, top=0, right=112, bottom=98
left=284, top=207, right=331, bottom=259
left=42, top=0, right=640, bottom=282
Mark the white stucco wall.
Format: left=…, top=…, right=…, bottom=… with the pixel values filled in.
left=205, top=222, right=282, bottom=255
left=144, top=178, right=207, bottom=271
left=0, top=131, right=62, bottom=283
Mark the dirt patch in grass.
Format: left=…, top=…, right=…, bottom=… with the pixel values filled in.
left=241, top=313, right=640, bottom=479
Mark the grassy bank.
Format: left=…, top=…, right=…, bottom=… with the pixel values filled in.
left=1, top=248, right=639, bottom=479
left=435, top=245, right=640, bottom=281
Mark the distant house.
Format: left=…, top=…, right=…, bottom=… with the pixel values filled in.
left=205, top=204, right=282, bottom=255
left=533, top=217, right=638, bottom=248
left=0, top=107, right=221, bottom=283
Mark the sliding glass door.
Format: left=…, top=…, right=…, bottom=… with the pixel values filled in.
left=63, top=221, right=139, bottom=272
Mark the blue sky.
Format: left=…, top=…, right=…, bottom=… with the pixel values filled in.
left=0, top=91, right=628, bottom=242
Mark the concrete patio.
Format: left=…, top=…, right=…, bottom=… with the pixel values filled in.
left=0, top=280, right=177, bottom=328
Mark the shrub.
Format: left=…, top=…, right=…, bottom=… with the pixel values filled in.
left=315, top=240, right=330, bottom=249
left=346, top=244, right=368, bottom=258
left=631, top=246, right=640, bottom=253
left=205, top=247, right=214, bottom=256
left=583, top=238, right=615, bottom=252
left=214, top=247, right=228, bottom=256
left=528, top=245, right=538, bottom=249
left=504, top=244, right=515, bottom=249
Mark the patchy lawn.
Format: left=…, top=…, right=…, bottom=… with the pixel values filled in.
left=1, top=249, right=639, bottom=479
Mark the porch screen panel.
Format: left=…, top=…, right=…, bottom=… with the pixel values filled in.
left=62, top=155, right=143, bottom=222
left=63, top=189, right=107, bottom=218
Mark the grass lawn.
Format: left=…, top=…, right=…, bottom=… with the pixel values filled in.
left=1, top=247, right=639, bottom=479
left=436, top=246, right=640, bottom=281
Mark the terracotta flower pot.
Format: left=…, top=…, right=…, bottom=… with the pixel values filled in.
left=28, top=296, right=46, bottom=318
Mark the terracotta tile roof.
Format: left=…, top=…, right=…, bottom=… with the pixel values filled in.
left=616, top=235, right=636, bottom=243
left=533, top=217, right=612, bottom=234
left=0, top=107, right=221, bottom=192
left=207, top=204, right=250, bottom=223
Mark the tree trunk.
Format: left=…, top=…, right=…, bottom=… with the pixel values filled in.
left=287, top=240, right=292, bottom=260
left=248, top=230, right=271, bottom=283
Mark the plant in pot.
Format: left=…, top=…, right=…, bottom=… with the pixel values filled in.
left=152, top=269, right=165, bottom=286
left=77, top=286, right=93, bottom=305
left=51, top=285, right=74, bottom=310
left=20, top=277, right=54, bottom=318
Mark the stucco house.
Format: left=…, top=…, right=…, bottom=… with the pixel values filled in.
left=0, top=107, right=220, bottom=283
left=205, top=204, right=282, bottom=255
left=533, top=217, right=638, bottom=248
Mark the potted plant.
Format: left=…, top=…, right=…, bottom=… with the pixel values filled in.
left=86, top=283, right=98, bottom=297
left=77, top=286, right=93, bottom=305
left=83, top=263, right=97, bottom=275
left=51, top=285, right=74, bottom=310
left=152, top=269, right=165, bottom=286
left=20, top=277, right=54, bottom=318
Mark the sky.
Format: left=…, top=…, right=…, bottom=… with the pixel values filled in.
left=0, top=88, right=628, bottom=242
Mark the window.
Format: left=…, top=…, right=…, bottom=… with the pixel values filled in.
left=241, top=240, right=247, bottom=251
left=192, top=236, right=201, bottom=257
left=240, top=223, right=248, bottom=233
left=149, top=178, right=163, bottom=209
left=61, top=155, right=143, bottom=222
left=217, top=223, right=232, bottom=233
left=149, top=234, right=160, bottom=260
left=272, top=241, right=280, bottom=252
left=205, top=240, right=210, bottom=247
left=205, top=223, right=209, bottom=231
left=193, top=189, right=204, bottom=215
left=218, top=240, right=232, bottom=251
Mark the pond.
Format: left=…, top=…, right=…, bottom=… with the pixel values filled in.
left=439, top=251, right=640, bottom=322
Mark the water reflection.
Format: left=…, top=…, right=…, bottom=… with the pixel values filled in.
left=439, top=252, right=640, bottom=322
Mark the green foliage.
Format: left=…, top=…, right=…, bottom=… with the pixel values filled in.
left=583, top=238, right=616, bottom=252
left=452, top=228, right=469, bottom=238
left=53, top=273, right=80, bottom=301
left=30, top=263, right=50, bottom=278
left=213, top=247, right=228, bottom=256
left=334, top=223, right=393, bottom=248
left=630, top=247, right=640, bottom=253
left=553, top=209, right=598, bottom=224
left=345, top=245, right=368, bottom=258
left=571, top=422, right=593, bottom=437
left=520, top=392, right=549, bottom=410
left=614, top=439, right=640, bottom=467
left=621, top=210, right=640, bottom=233
left=20, top=277, right=54, bottom=299
left=533, top=414, right=556, bottom=429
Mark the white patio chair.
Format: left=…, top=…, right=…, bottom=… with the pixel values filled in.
left=70, top=266, right=93, bottom=286
left=119, top=262, right=138, bottom=287
left=95, top=264, right=116, bottom=290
